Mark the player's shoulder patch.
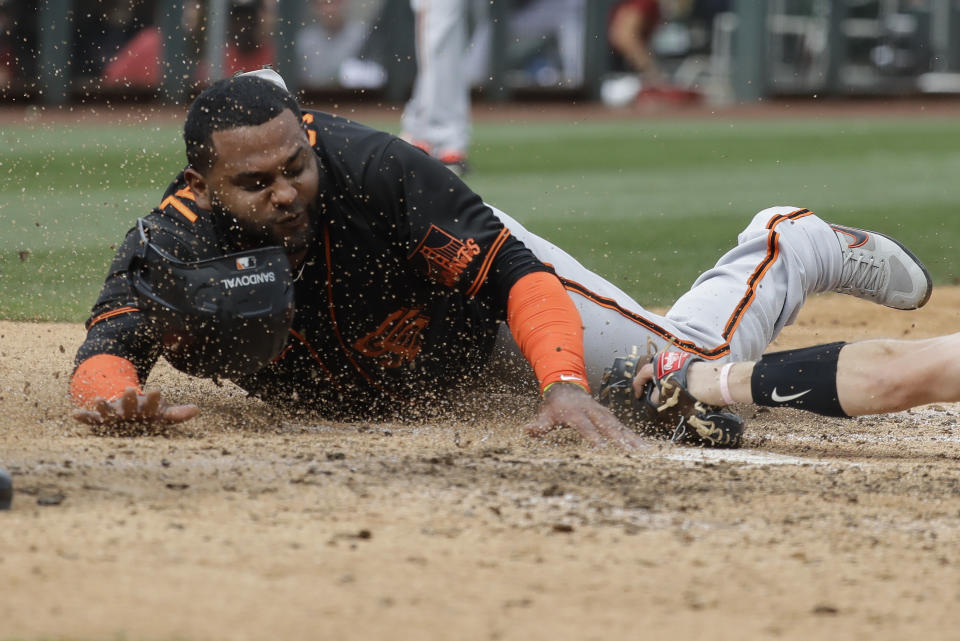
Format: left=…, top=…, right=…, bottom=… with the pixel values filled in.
left=408, top=224, right=482, bottom=288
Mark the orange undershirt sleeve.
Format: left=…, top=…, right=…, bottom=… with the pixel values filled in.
left=70, top=354, right=141, bottom=408
left=506, top=271, right=589, bottom=394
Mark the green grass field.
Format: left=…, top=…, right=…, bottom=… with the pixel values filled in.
left=2, top=110, right=959, bottom=321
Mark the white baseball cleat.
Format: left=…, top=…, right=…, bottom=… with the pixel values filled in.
left=830, top=224, right=932, bottom=310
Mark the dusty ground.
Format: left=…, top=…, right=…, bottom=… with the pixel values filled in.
left=2, top=288, right=960, bottom=641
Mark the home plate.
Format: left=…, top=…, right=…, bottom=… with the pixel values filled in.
left=658, top=448, right=818, bottom=466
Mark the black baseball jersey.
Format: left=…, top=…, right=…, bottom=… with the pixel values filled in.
left=76, top=110, right=550, bottom=418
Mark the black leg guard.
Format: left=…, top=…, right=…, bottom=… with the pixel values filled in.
left=751, top=342, right=848, bottom=417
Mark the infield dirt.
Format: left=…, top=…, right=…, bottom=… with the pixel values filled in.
left=2, top=289, right=960, bottom=640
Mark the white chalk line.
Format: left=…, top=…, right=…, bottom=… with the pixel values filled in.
left=656, top=448, right=824, bottom=466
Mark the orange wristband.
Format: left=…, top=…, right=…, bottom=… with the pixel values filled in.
left=70, top=354, right=141, bottom=408
left=507, top=271, right=589, bottom=394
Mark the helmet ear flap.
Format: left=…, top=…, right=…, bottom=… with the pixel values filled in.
left=130, top=219, right=295, bottom=378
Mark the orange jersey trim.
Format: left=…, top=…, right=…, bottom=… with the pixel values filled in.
left=159, top=194, right=198, bottom=223
left=301, top=113, right=317, bottom=146
left=507, top=271, right=589, bottom=393
left=70, top=354, right=141, bottom=407
left=86, top=305, right=140, bottom=330
left=465, top=227, right=511, bottom=298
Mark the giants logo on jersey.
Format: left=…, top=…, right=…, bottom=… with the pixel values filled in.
left=409, top=225, right=480, bottom=287
left=354, top=308, right=430, bottom=368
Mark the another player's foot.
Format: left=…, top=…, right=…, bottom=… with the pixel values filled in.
left=830, top=224, right=932, bottom=310
left=401, top=134, right=432, bottom=155
left=437, top=150, right=469, bottom=177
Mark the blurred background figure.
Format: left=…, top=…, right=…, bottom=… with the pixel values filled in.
left=101, top=0, right=276, bottom=91
left=401, top=0, right=472, bottom=176
left=466, top=0, right=586, bottom=89
left=23, top=0, right=950, bottom=115
left=401, top=0, right=589, bottom=175
left=602, top=0, right=708, bottom=107
left=295, top=0, right=384, bottom=90
left=505, top=0, right=586, bottom=87
left=0, top=0, right=20, bottom=89
left=607, top=0, right=665, bottom=88
left=75, top=0, right=154, bottom=81
left=219, top=0, right=276, bottom=78
left=101, top=0, right=199, bottom=90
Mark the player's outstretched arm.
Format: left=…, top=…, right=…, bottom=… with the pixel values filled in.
left=71, top=354, right=198, bottom=426
left=505, top=272, right=649, bottom=450
left=526, top=382, right=650, bottom=450
left=72, top=387, right=199, bottom=426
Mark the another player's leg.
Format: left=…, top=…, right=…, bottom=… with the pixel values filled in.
left=633, top=332, right=960, bottom=417
left=664, top=207, right=931, bottom=362
left=599, top=206, right=932, bottom=444
left=400, top=0, right=471, bottom=175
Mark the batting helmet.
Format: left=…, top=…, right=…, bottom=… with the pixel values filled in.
left=129, top=219, right=295, bottom=378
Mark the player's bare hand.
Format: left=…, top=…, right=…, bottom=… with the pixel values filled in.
left=633, top=361, right=655, bottom=398
left=525, top=383, right=649, bottom=451
left=71, top=387, right=199, bottom=426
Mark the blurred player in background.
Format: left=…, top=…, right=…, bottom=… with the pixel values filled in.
left=295, top=0, right=377, bottom=90
left=608, top=0, right=665, bottom=88
left=401, top=0, right=472, bottom=176
left=466, top=0, right=586, bottom=88
left=401, top=0, right=587, bottom=176
left=0, top=0, right=20, bottom=88
left=602, top=0, right=709, bottom=107
left=101, top=0, right=276, bottom=91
